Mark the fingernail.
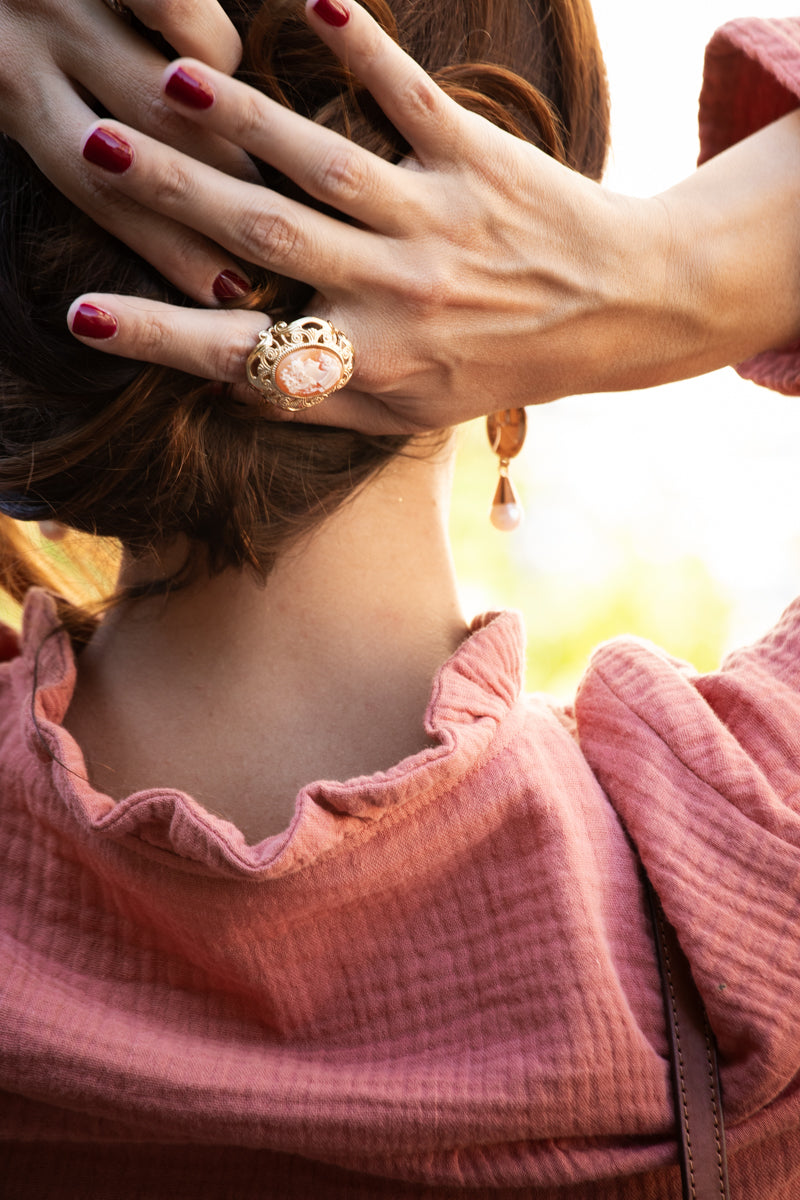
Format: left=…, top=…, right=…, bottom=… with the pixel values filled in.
left=311, top=0, right=350, bottom=27
left=38, top=520, right=67, bottom=544
left=212, top=270, right=251, bottom=301
left=70, top=303, right=118, bottom=340
left=164, top=66, right=215, bottom=110
left=82, top=127, right=133, bottom=173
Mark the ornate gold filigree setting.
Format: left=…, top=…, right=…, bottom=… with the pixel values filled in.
left=246, top=317, right=355, bottom=411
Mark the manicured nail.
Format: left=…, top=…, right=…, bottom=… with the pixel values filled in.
left=311, top=0, right=350, bottom=27
left=212, top=270, right=251, bottom=301
left=82, top=127, right=133, bottom=173
left=164, top=66, right=215, bottom=110
left=70, top=303, right=118, bottom=340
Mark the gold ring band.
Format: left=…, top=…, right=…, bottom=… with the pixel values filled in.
left=246, top=317, right=354, bottom=412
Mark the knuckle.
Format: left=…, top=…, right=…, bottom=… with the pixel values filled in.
left=162, top=0, right=196, bottom=18
left=136, top=315, right=170, bottom=358
left=165, top=223, right=205, bottom=263
left=311, top=147, right=365, bottom=204
left=218, top=330, right=258, bottom=382
left=135, top=0, right=192, bottom=25
left=237, top=206, right=301, bottom=268
left=0, top=70, right=22, bottom=114
left=392, top=264, right=451, bottom=314
left=228, top=93, right=268, bottom=146
left=6, top=75, right=58, bottom=139
left=151, top=158, right=196, bottom=209
left=353, top=22, right=384, bottom=72
left=138, top=89, right=179, bottom=138
left=398, top=73, right=442, bottom=123
left=83, top=180, right=141, bottom=228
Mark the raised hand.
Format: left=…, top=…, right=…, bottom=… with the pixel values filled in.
left=1, top=0, right=254, bottom=302
left=67, top=0, right=800, bottom=432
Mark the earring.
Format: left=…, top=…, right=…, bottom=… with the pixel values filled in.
left=486, top=408, right=526, bottom=530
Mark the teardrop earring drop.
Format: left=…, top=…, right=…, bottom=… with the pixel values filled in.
left=486, top=408, right=526, bottom=531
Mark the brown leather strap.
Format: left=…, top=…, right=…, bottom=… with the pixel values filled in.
left=644, top=878, right=730, bottom=1199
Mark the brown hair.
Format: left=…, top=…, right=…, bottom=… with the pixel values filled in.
left=0, top=0, right=609, bottom=637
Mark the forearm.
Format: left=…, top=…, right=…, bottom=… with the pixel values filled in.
left=658, top=109, right=800, bottom=382
left=58, top=4, right=800, bottom=432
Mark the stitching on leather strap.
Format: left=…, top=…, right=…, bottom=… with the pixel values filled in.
left=658, top=907, right=697, bottom=1200
left=703, top=1019, right=726, bottom=1197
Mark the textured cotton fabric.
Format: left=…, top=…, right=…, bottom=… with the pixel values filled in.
left=2, top=586, right=800, bottom=1199
left=4, top=16, right=800, bottom=1199
left=699, top=16, right=800, bottom=394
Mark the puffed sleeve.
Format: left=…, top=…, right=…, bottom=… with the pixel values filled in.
left=699, top=18, right=800, bottom=394
left=574, top=597, right=800, bottom=1128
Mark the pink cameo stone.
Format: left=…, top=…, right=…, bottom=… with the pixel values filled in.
left=275, top=347, right=343, bottom=397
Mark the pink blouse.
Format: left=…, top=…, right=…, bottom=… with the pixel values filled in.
left=2, top=17, right=800, bottom=1199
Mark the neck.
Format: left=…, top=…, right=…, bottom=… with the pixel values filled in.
left=66, top=439, right=469, bottom=841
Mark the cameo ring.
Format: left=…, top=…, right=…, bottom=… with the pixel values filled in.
left=246, top=317, right=355, bottom=411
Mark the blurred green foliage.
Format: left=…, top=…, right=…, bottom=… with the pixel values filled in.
left=0, top=590, right=17, bottom=628
left=450, top=418, right=731, bottom=700
left=1, top=419, right=731, bottom=706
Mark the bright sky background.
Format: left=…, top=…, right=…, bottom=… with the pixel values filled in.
left=508, top=1, right=800, bottom=658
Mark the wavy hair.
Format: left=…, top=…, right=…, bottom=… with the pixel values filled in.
left=0, top=0, right=609, bottom=637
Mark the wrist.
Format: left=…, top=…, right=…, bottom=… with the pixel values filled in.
left=656, top=112, right=800, bottom=379
left=572, top=188, right=705, bottom=394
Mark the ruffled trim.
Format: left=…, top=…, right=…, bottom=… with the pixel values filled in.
left=16, top=590, right=526, bottom=878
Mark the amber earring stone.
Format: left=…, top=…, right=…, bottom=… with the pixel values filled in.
left=487, top=408, right=526, bottom=461
left=487, top=408, right=527, bottom=531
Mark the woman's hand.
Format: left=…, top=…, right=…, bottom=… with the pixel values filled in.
left=0, top=0, right=257, bottom=302
left=67, top=0, right=800, bottom=432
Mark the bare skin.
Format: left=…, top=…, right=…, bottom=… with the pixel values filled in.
left=64, top=440, right=468, bottom=843
left=8, top=0, right=800, bottom=837
left=62, top=1, right=800, bottom=432
left=0, top=0, right=254, bottom=303
left=4, top=2, right=800, bottom=428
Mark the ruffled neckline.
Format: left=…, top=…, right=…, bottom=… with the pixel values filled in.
left=11, top=589, right=527, bottom=878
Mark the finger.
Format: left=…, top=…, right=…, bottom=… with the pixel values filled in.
left=160, top=59, right=421, bottom=233
left=305, top=0, right=463, bottom=165
left=283, top=388, right=426, bottom=435
left=67, top=294, right=268, bottom=382
left=126, top=0, right=242, bottom=73
left=66, top=294, right=424, bottom=434
left=20, top=78, right=252, bottom=304
left=62, top=6, right=254, bottom=183
left=80, top=119, right=383, bottom=290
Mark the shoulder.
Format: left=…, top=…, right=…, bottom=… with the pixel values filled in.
left=574, top=606, right=800, bottom=1120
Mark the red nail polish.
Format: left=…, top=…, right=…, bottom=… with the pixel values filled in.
left=71, top=303, right=118, bottom=340
left=212, top=270, right=251, bottom=301
left=82, top=128, right=133, bottom=173
left=164, top=66, right=215, bottom=110
left=311, top=0, right=350, bottom=27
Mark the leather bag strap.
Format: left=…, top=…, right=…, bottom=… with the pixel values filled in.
left=643, top=875, right=730, bottom=1199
